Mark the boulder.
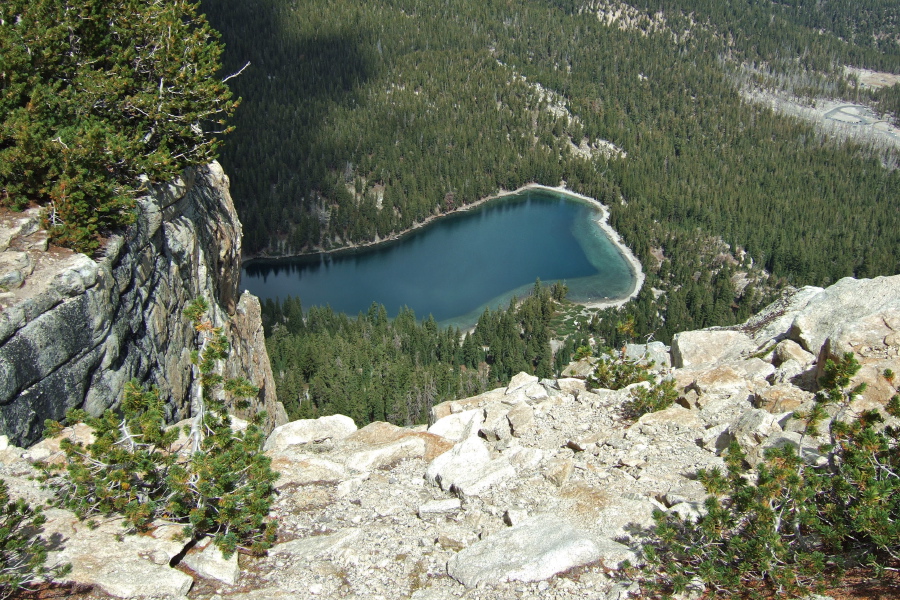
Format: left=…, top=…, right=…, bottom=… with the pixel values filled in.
left=425, top=436, right=491, bottom=490
left=637, top=405, right=703, bottom=430
left=269, top=454, right=348, bottom=488
left=697, top=390, right=754, bottom=427
left=446, top=514, right=603, bottom=587
left=270, top=529, right=361, bottom=560
left=671, top=330, right=755, bottom=368
left=452, top=457, right=517, bottom=499
left=771, top=359, right=813, bottom=387
left=182, top=543, right=240, bottom=586
left=522, top=382, right=550, bottom=402
left=506, top=404, right=535, bottom=437
left=544, top=457, right=575, bottom=487
left=505, top=445, right=544, bottom=470
left=342, top=421, right=453, bottom=461
left=700, top=423, right=730, bottom=454
left=788, top=276, right=900, bottom=356
left=740, top=285, right=823, bottom=345
left=728, top=358, right=776, bottom=383
left=430, top=388, right=505, bottom=422
left=480, top=404, right=512, bottom=442
left=506, top=372, right=540, bottom=394
left=561, top=357, right=598, bottom=378
left=503, top=507, right=529, bottom=526
left=44, top=512, right=193, bottom=598
left=556, top=378, right=587, bottom=396
left=774, top=339, right=815, bottom=367
left=264, top=415, right=356, bottom=452
left=689, top=365, right=755, bottom=396
left=428, top=408, right=483, bottom=442
left=624, top=341, right=671, bottom=369
left=344, top=436, right=427, bottom=472
left=418, top=499, right=462, bottom=518
left=754, top=384, right=814, bottom=414
left=593, top=494, right=658, bottom=539
left=730, top=409, right=782, bottom=460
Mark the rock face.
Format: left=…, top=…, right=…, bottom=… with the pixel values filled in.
left=0, top=162, right=286, bottom=446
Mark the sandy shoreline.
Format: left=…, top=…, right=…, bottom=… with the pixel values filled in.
left=245, top=183, right=645, bottom=310
left=500, top=184, right=645, bottom=311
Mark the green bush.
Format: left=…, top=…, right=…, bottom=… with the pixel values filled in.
left=40, top=299, right=277, bottom=557
left=588, top=348, right=676, bottom=419
left=0, top=0, right=238, bottom=253
left=0, top=479, right=70, bottom=598
left=640, top=353, right=900, bottom=598
left=622, top=379, right=678, bottom=420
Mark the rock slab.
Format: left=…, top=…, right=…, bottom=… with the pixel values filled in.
left=446, top=514, right=602, bottom=587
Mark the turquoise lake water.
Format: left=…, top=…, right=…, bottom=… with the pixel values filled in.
left=241, top=189, right=638, bottom=329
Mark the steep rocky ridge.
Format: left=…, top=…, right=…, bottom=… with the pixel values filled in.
left=0, top=162, right=287, bottom=446
left=0, top=275, right=897, bottom=599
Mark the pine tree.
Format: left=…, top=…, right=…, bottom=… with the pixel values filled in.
left=0, top=0, right=238, bottom=252
left=40, top=298, right=277, bottom=558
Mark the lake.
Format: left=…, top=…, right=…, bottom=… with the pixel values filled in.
left=241, top=188, right=639, bottom=329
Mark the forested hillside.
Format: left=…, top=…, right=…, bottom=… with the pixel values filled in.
left=204, top=0, right=900, bottom=281
left=200, top=0, right=900, bottom=420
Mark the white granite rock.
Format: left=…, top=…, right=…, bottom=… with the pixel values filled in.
left=446, top=514, right=603, bottom=587
left=264, top=415, right=357, bottom=451
left=428, top=408, right=484, bottom=442
left=671, top=330, right=755, bottom=368
left=344, top=436, right=427, bottom=472
left=183, top=543, right=240, bottom=586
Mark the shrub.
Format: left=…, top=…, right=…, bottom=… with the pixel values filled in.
left=40, top=299, right=277, bottom=557
left=588, top=348, right=676, bottom=419
left=588, top=348, right=656, bottom=390
left=0, top=0, right=238, bottom=253
left=622, top=378, right=678, bottom=420
left=0, top=479, right=70, bottom=598
left=640, top=352, right=900, bottom=598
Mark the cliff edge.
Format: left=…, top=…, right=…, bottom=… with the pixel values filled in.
left=0, top=162, right=287, bottom=446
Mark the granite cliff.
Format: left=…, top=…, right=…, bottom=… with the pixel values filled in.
left=0, top=162, right=287, bottom=446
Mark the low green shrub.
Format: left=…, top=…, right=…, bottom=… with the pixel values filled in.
left=0, top=479, right=70, bottom=598
left=622, top=379, right=678, bottom=420
left=588, top=348, right=677, bottom=419
left=640, top=352, right=900, bottom=598
left=40, top=299, right=277, bottom=557
left=588, top=349, right=656, bottom=391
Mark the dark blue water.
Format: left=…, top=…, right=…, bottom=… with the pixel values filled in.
left=241, top=189, right=638, bottom=328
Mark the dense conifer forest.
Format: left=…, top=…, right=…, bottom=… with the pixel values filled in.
left=199, top=0, right=900, bottom=422
left=262, top=282, right=571, bottom=422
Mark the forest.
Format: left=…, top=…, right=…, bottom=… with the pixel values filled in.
left=262, top=281, right=572, bottom=423
left=197, top=0, right=900, bottom=423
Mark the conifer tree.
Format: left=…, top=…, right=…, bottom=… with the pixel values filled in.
left=0, top=0, right=238, bottom=252
left=41, top=298, right=277, bottom=558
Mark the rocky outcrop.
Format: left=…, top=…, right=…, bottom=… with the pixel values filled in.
left=1, top=276, right=896, bottom=599
left=0, top=162, right=286, bottom=446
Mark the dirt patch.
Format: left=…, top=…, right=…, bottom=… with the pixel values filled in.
left=741, top=87, right=900, bottom=153
left=560, top=482, right=610, bottom=516
left=845, top=66, right=900, bottom=90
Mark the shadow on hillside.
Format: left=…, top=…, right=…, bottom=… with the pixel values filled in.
left=200, top=0, right=379, bottom=250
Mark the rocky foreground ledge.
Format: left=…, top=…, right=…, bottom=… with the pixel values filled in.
left=0, top=275, right=898, bottom=599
